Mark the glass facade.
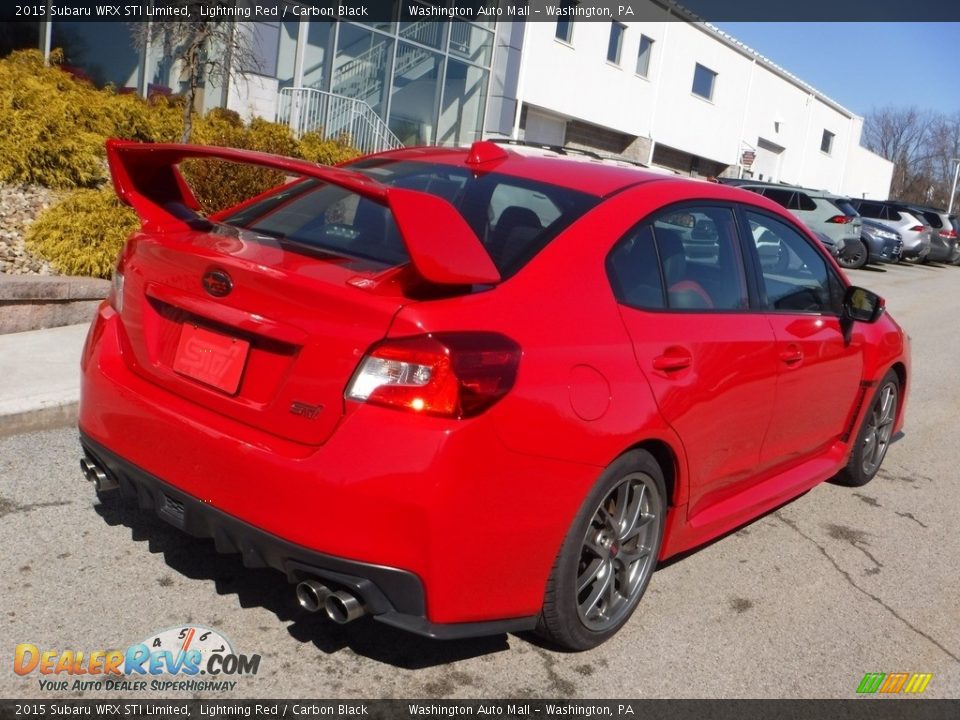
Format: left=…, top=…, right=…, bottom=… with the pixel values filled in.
left=29, top=3, right=495, bottom=149
left=325, top=15, right=495, bottom=146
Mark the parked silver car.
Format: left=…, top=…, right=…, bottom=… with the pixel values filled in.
left=904, top=205, right=957, bottom=263
left=849, top=200, right=932, bottom=262
left=719, top=180, right=861, bottom=250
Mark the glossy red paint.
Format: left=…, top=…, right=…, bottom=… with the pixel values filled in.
left=106, top=140, right=496, bottom=286
left=80, top=141, right=909, bottom=636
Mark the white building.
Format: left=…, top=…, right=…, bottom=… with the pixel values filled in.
left=16, top=1, right=893, bottom=199
left=486, top=13, right=893, bottom=199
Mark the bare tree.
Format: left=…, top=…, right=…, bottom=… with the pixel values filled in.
left=862, top=106, right=934, bottom=202
left=131, top=1, right=261, bottom=142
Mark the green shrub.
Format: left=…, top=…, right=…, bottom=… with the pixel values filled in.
left=0, top=49, right=182, bottom=188
left=181, top=112, right=303, bottom=213
left=24, top=187, right=139, bottom=278
left=298, top=131, right=362, bottom=166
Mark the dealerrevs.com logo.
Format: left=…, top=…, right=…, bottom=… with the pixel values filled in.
left=14, top=626, right=261, bottom=693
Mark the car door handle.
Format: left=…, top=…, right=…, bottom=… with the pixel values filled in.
left=653, top=348, right=693, bottom=372
left=779, top=344, right=803, bottom=365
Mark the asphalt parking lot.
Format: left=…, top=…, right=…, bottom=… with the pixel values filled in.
left=2, top=260, right=958, bottom=700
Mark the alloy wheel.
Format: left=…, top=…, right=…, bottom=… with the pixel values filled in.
left=861, top=381, right=897, bottom=476
left=576, top=472, right=661, bottom=631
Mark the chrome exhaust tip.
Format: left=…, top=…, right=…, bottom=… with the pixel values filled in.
left=81, top=455, right=118, bottom=492
left=296, top=579, right=331, bottom=613
left=325, top=590, right=365, bottom=624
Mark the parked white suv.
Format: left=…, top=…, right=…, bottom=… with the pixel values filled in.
left=720, top=180, right=861, bottom=252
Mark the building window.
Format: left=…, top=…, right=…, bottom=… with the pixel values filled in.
left=692, top=63, right=716, bottom=101
left=636, top=34, right=653, bottom=77
left=821, top=130, right=835, bottom=155
left=607, top=22, right=625, bottom=64
left=555, top=1, right=575, bottom=44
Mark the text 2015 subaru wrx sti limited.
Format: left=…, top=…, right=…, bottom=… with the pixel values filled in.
left=79, top=139, right=909, bottom=650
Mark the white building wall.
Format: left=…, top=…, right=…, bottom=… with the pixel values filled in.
left=521, top=21, right=663, bottom=138
left=843, top=118, right=895, bottom=200
left=649, top=21, right=752, bottom=166
left=488, top=9, right=893, bottom=198
left=226, top=74, right=281, bottom=122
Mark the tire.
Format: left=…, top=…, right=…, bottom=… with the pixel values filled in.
left=835, top=370, right=899, bottom=487
left=837, top=240, right=869, bottom=270
left=536, top=450, right=666, bottom=651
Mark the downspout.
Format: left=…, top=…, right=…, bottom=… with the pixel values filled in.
left=736, top=57, right=757, bottom=178
left=647, top=18, right=670, bottom=165
left=798, top=92, right=815, bottom=184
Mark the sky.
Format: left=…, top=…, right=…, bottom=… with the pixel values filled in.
left=712, top=23, right=960, bottom=117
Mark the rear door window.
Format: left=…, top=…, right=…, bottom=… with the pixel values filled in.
left=606, top=206, right=749, bottom=312
left=762, top=188, right=795, bottom=209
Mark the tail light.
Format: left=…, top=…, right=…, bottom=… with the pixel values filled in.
left=940, top=229, right=957, bottom=239
left=826, top=215, right=854, bottom=224
left=108, top=241, right=134, bottom=314
left=346, top=333, right=521, bottom=418
left=108, top=262, right=126, bottom=314
left=909, top=226, right=925, bottom=232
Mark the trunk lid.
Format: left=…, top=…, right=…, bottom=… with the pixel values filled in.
left=119, top=227, right=405, bottom=445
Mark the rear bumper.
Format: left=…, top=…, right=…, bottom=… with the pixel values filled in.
left=79, top=303, right=590, bottom=632
left=79, top=432, right=537, bottom=640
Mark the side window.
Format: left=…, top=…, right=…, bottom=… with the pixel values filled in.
left=886, top=208, right=902, bottom=221
left=795, top=193, right=817, bottom=211
left=606, top=225, right=665, bottom=309
left=653, top=206, right=748, bottom=310
left=607, top=207, right=749, bottom=312
left=486, top=183, right=562, bottom=268
left=857, top=202, right=882, bottom=219
left=762, top=188, right=794, bottom=209
left=746, top=211, right=841, bottom=314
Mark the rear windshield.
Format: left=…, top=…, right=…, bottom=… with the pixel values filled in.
left=221, top=160, right=599, bottom=279
left=832, top=199, right=859, bottom=216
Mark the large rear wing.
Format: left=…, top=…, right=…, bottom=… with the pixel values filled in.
left=105, top=139, right=500, bottom=286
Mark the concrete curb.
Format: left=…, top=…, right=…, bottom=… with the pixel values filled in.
left=0, top=402, right=78, bottom=438
left=0, top=275, right=109, bottom=334
left=0, top=323, right=87, bottom=437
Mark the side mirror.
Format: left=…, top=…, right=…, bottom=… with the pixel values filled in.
left=843, top=286, right=885, bottom=323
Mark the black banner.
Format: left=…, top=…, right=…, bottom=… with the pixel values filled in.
left=1, top=700, right=960, bottom=720
left=3, top=0, right=960, bottom=23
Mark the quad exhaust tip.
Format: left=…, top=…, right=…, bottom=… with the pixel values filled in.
left=296, top=579, right=331, bottom=613
left=295, top=580, right=366, bottom=623
left=325, top=590, right=365, bottom=624
left=80, top=456, right=119, bottom=493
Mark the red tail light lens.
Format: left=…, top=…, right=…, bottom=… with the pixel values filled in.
left=346, top=333, right=521, bottom=418
left=909, top=226, right=925, bottom=232
left=940, top=229, right=957, bottom=239
left=826, top=215, right=853, bottom=224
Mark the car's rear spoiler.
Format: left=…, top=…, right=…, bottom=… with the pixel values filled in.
left=105, top=139, right=500, bottom=286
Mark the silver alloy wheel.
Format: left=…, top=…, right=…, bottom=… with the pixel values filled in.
left=862, top=380, right=897, bottom=476
left=576, top=472, right=661, bottom=631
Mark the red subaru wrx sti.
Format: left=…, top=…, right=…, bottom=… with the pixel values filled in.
left=79, top=139, right=909, bottom=650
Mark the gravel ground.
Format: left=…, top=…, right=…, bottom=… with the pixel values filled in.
left=0, top=184, right=61, bottom=276
left=1, top=260, right=958, bottom=700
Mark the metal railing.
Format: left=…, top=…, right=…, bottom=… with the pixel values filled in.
left=277, top=87, right=403, bottom=156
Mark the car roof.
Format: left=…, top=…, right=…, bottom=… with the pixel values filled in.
left=364, top=141, right=690, bottom=198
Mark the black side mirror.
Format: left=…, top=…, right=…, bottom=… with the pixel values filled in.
left=843, top=285, right=885, bottom=324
